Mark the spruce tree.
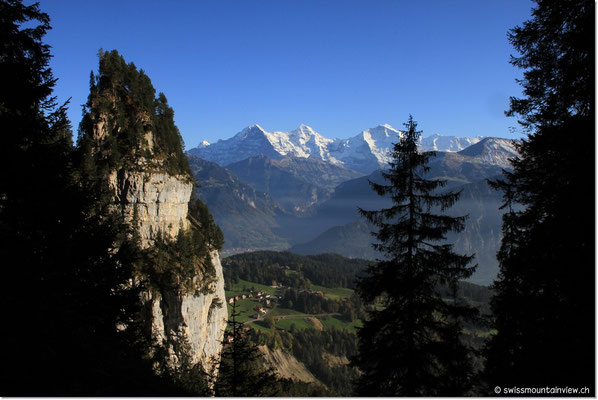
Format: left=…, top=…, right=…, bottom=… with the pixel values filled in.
left=484, top=0, right=594, bottom=392
left=77, top=49, right=191, bottom=180
left=353, top=116, right=477, bottom=396
left=1, top=0, right=73, bottom=393
left=212, top=300, right=278, bottom=396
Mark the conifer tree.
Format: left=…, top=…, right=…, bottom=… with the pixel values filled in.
left=1, top=0, right=73, bottom=393
left=353, top=116, right=477, bottom=396
left=212, top=300, right=278, bottom=396
left=0, top=1, right=183, bottom=395
left=484, top=0, right=594, bottom=392
left=77, top=49, right=191, bottom=180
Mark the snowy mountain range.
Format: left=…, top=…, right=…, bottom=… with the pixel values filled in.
left=188, top=124, right=486, bottom=174
left=187, top=129, right=519, bottom=283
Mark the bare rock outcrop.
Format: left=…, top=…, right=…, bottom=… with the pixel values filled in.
left=109, top=166, right=226, bottom=373
left=82, top=51, right=227, bottom=376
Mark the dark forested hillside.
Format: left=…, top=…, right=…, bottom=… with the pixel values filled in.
left=483, top=0, right=594, bottom=393
left=223, top=251, right=369, bottom=289
left=221, top=250, right=493, bottom=395
left=290, top=221, right=381, bottom=260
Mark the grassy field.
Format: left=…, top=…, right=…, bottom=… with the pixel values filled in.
left=226, top=279, right=278, bottom=296
left=310, top=283, right=354, bottom=300
left=320, top=315, right=363, bottom=333
left=225, top=298, right=258, bottom=323
left=270, top=307, right=308, bottom=317
left=275, top=317, right=312, bottom=331
left=224, top=277, right=363, bottom=334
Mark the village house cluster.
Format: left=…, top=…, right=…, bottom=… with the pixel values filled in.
left=226, top=287, right=284, bottom=320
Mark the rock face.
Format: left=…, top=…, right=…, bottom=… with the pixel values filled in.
left=110, top=166, right=227, bottom=372
left=81, top=51, right=227, bottom=376
left=143, top=251, right=227, bottom=371
left=108, top=169, right=193, bottom=246
left=258, top=345, right=320, bottom=385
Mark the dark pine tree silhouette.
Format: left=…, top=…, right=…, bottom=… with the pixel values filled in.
left=353, top=116, right=477, bottom=396
left=484, top=0, right=594, bottom=392
left=0, top=1, right=191, bottom=394
left=1, top=0, right=75, bottom=393
left=212, top=300, right=278, bottom=397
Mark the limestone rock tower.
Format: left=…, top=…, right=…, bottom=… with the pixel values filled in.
left=78, top=50, right=227, bottom=374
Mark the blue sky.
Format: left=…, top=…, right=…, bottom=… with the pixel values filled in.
left=38, top=0, right=533, bottom=149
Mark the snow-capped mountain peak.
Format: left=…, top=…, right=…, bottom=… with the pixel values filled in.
left=290, top=124, right=324, bottom=142
left=188, top=123, right=505, bottom=174
left=421, top=134, right=483, bottom=152
left=236, top=124, right=267, bottom=138
left=197, top=139, right=210, bottom=148
left=361, top=124, right=401, bottom=144
left=296, top=123, right=316, bottom=134
left=458, top=137, right=518, bottom=169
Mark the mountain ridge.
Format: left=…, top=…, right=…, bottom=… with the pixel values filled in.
left=189, top=124, right=495, bottom=174
left=188, top=136, right=519, bottom=284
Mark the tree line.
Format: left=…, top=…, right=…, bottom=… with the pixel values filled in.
left=223, top=250, right=369, bottom=289
left=279, top=288, right=366, bottom=322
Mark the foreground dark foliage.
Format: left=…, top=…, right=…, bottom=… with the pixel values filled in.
left=483, top=0, right=594, bottom=393
left=0, top=1, right=189, bottom=395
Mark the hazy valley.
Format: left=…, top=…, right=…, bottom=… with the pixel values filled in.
left=188, top=127, right=518, bottom=285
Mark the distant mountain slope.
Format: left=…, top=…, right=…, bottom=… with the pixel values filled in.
left=445, top=178, right=505, bottom=285
left=227, top=155, right=363, bottom=215
left=189, top=123, right=493, bottom=174
left=290, top=178, right=506, bottom=285
left=189, top=139, right=519, bottom=284
left=187, top=154, right=289, bottom=250
left=456, top=137, right=518, bottom=169
left=290, top=221, right=380, bottom=260
left=289, top=140, right=516, bottom=242
left=427, top=137, right=518, bottom=186
left=262, top=156, right=364, bottom=189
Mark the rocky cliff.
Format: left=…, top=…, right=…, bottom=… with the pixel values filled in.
left=79, top=50, right=227, bottom=375
left=109, top=167, right=227, bottom=372
left=142, top=251, right=227, bottom=371
left=108, top=169, right=193, bottom=246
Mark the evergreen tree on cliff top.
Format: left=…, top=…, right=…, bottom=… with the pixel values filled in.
left=77, top=49, right=191, bottom=181
left=353, top=116, right=477, bottom=396
left=77, top=50, right=223, bottom=292
left=484, top=0, right=594, bottom=392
